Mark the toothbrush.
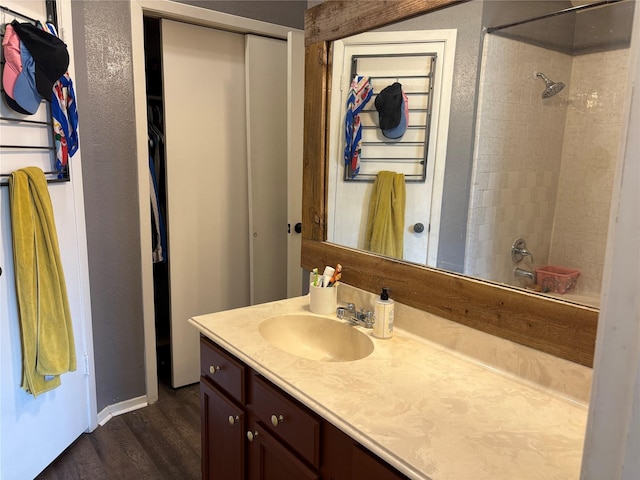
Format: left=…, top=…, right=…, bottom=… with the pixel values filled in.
left=328, top=264, right=342, bottom=286
left=312, top=268, right=319, bottom=287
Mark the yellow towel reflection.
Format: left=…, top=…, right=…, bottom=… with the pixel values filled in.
left=365, top=171, right=406, bottom=259
left=9, top=167, right=76, bottom=397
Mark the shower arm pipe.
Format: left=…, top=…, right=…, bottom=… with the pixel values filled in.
left=485, top=0, right=625, bottom=34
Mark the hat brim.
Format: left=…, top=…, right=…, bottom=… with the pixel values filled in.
left=4, top=92, right=32, bottom=115
left=382, top=97, right=408, bottom=139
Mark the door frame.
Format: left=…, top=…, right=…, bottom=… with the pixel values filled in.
left=129, top=0, right=299, bottom=403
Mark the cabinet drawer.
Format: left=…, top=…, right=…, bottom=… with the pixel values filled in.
left=200, top=336, right=245, bottom=403
left=252, top=374, right=321, bottom=468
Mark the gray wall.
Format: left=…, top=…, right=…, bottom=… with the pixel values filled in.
left=70, top=1, right=304, bottom=411
left=72, top=1, right=145, bottom=411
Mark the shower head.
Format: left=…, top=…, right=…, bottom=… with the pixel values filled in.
left=535, top=72, right=565, bottom=99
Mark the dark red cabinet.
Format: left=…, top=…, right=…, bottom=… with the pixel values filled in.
left=201, top=378, right=245, bottom=480
left=199, top=335, right=409, bottom=480
left=247, top=423, right=319, bottom=480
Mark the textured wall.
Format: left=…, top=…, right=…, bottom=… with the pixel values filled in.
left=71, top=1, right=145, bottom=411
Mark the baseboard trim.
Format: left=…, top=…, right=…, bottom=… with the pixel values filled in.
left=97, top=395, right=148, bottom=426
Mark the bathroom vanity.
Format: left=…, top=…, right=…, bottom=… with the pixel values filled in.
left=189, top=293, right=589, bottom=480
left=199, top=335, right=408, bottom=479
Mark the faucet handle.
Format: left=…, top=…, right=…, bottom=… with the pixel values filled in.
left=363, top=311, right=374, bottom=328
left=511, top=238, right=534, bottom=263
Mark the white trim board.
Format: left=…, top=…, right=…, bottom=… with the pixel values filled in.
left=97, top=396, right=148, bottom=426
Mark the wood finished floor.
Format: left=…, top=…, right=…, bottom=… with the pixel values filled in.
left=36, top=381, right=201, bottom=480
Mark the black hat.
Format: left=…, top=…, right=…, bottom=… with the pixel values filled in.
left=374, top=82, right=403, bottom=130
left=11, top=20, right=69, bottom=102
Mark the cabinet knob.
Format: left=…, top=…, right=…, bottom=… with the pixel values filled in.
left=228, top=415, right=239, bottom=426
left=270, top=414, right=284, bottom=427
left=247, top=430, right=259, bottom=442
left=209, top=365, right=221, bottom=375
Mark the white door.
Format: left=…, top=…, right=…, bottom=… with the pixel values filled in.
left=162, top=20, right=250, bottom=388
left=245, top=35, right=288, bottom=305
left=327, top=31, right=456, bottom=266
left=0, top=2, right=95, bottom=477
left=287, top=31, right=305, bottom=298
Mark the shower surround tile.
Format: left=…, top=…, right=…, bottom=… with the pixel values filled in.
left=466, top=34, right=629, bottom=303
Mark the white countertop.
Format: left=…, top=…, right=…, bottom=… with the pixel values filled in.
left=189, top=295, right=588, bottom=480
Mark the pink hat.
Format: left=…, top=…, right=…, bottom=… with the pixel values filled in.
left=2, top=24, right=22, bottom=99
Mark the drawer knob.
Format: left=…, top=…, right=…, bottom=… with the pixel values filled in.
left=209, top=365, right=221, bottom=375
left=270, top=414, right=284, bottom=427
left=228, top=415, right=239, bottom=426
left=247, top=430, right=259, bottom=442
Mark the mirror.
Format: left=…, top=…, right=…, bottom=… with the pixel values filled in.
left=323, top=0, right=634, bottom=309
left=301, top=0, right=634, bottom=367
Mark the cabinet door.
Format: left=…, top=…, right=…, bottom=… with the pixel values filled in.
left=351, top=446, right=409, bottom=480
left=247, top=424, right=319, bottom=480
left=201, top=378, right=245, bottom=480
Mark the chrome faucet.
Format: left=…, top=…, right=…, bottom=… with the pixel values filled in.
left=511, top=238, right=534, bottom=264
left=336, top=303, right=374, bottom=328
left=514, top=267, right=535, bottom=281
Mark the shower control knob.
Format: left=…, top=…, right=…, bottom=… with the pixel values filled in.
left=413, top=223, right=425, bottom=233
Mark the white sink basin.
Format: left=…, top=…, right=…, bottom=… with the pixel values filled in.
left=259, top=314, right=374, bottom=362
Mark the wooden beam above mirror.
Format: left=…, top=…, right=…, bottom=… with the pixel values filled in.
left=304, top=0, right=469, bottom=45
left=302, top=0, right=600, bottom=367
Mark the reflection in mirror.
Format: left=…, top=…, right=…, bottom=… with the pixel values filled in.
left=326, top=0, right=634, bottom=308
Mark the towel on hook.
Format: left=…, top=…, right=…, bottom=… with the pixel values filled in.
left=365, top=171, right=406, bottom=259
left=344, top=76, right=373, bottom=177
left=9, top=167, right=76, bottom=397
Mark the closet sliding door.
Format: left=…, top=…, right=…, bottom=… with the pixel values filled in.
left=161, top=20, right=250, bottom=387
left=245, top=35, right=288, bottom=305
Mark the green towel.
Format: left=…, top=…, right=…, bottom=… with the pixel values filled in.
left=9, top=167, right=76, bottom=397
left=365, top=171, right=406, bottom=259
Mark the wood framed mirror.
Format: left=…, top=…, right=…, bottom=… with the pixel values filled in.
left=301, top=0, right=603, bottom=367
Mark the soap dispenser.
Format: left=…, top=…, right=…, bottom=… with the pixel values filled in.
left=373, top=288, right=394, bottom=339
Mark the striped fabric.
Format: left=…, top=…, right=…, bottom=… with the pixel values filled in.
left=344, top=76, right=373, bottom=178
left=43, top=23, right=79, bottom=174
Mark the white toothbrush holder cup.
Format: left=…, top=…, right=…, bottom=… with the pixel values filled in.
left=309, top=284, right=338, bottom=315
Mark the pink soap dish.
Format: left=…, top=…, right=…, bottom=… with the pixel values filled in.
left=536, top=266, right=580, bottom=294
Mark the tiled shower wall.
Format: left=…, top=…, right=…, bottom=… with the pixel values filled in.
left=466, top=34, right=571, bottom=284
left=466, top=34, right=629, bottom=300
left=550, top=49, right=630, bottom=295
